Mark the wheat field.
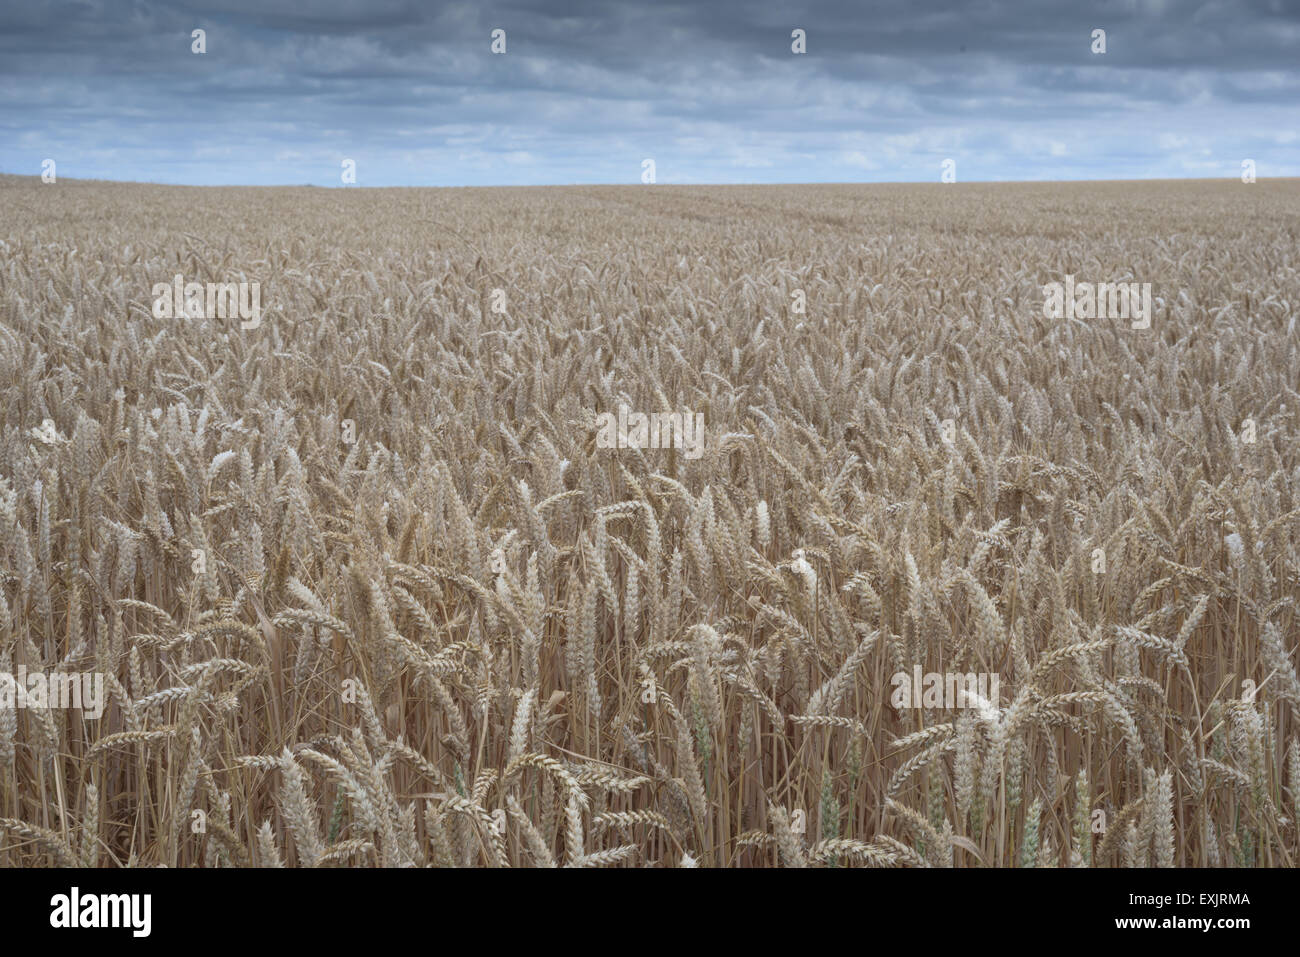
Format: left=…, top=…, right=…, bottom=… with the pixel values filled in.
left=0, top=174, right=1298, bottom=867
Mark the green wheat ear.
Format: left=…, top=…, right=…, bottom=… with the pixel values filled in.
left=1021, top=798, right=1041, bottom=869
left=928, top=760, right=945, bottom=833
left=327, top=788, right=347, bottom=844
left=1074, top=770, right=1091, bottom=867
left=820, top=769, right=840, bottom=866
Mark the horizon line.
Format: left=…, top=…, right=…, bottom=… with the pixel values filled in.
left=3, top=172, right=1295, bottom=189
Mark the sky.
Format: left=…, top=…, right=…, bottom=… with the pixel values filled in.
left=2, top=0, right=1298, bottom=186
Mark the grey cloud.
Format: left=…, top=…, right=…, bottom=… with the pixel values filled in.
left=1, top=0, right=1296, bottom=185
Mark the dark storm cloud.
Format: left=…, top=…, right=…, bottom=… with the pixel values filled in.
left=2, top=0, right=1297, bottom=185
